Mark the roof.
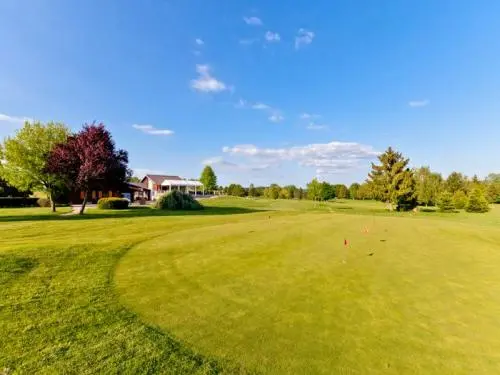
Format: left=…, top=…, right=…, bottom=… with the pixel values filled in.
left=127, top=182, right=150, bottom=190
left=161, top=179, right=203, bottom=187
left=142, top=174, right=182, bottom=184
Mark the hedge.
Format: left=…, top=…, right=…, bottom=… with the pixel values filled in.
left=97, top=197, right=129, bottom=210
left=0, top=197, right=39, bottom=208
left=154, top=191, right=203, bottom=210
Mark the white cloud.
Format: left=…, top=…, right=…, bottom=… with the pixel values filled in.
left=408, top=99, right=429, bottom=107
left=195, top=38, right=204, bottom=45
left=264, top=31, right=280, bottom=42
left=0, top=113, right=33, bottom=125
left=252, top=102, right=270, bottom=110
left=243, top=16, right=262, bottom=26
left=268, top=113, right=284, bottom=122
left=222, top=141, right=378, bottom=175
left=132, top=124, right=174, bottom=136
left=300, top=112, right=320, bottom=120
left=190, top=64, right=227, bottom=93
left=295, top=28, right=315, bottom=49
left=306, top=123, right=328, bottom=130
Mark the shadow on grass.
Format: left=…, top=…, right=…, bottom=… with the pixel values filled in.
left=0, top=206, right=266, bottom=223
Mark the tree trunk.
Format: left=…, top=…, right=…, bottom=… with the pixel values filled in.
left=79, top=191, right=88, bottom=215
left=49, top=191, right=56, bottom=212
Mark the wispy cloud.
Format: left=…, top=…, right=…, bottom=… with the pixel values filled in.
left=243, top=16, right=262, bottom=26
left=269, top=113, right=284, bottom=122
left=202, top=156, right=270, bottom=171
left=264, top=31, right=280, bottom=42
left=195, top=38, right=204, bottom=45
left=295, top=28, right=315, bottom=49
left=190, top=64, right=228, bottom=93
left=0, top=113, right=33, bottom=125
left=300, top=112, right=320, bottom=120
left=252, top=102, right=271, bottom=110
left=408, top=99, right=429, bottom=107
left=132, top=124, right=174, bottom=136
left=306, top=123, right=328, bottom=130
left=222, top=141, right=379, bottom=175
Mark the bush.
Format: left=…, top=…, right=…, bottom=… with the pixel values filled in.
left=97, top=197, right=129, bottom=210
left=437, top=191, right=455, bottom=212
left=37, top=198, right=51, bottom=207
left=154, top=191, right=203, bottom=210
left=465, top=188, right=490, bottom=213
left=453, top=190, right=467, bottom=209
left=0, top=197, right=39, bottom=208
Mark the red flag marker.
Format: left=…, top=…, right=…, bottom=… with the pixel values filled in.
left=344, top=238, right=349, bottom=247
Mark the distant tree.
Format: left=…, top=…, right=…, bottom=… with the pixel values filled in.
left=128, top=176, right=141, bottom=183
left=279, top=188, right=290, bottom=199
left=47, top=123, right=129, bottom=215
left=445, top=172, right=467, bottom=194
left=357, top=183, right=374, bottom=200
left=293, top=187, right=303, bottom=199
left=320, top=182, right=335, bottom=200
left=269, top=184, right=281, bottom=199
left=415, top=166, right=443, bottom=206
left=248, top=183, right=257, bottom=197
left=0, top=121, right=70, bottom=212
left=349, top=183, right=361, bottom=199
left=465, top=188, right=490, bottom=213
left=334, top=184, right=349, bottom=199
left=227, top=183, right=246, bottom=197
left=367, top=147, right=417, bottom=211
left=284, top=185, right=297, bottom=199
left=437, top=191, right=455, bottom=212
left=453, top=190, right=468, bottom=209
left=307, top=178, right=323, bottom=201
left=200, top=166, right=217, bottom=194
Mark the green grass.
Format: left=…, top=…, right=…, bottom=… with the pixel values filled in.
left=1, top=199, right=500, bottom=374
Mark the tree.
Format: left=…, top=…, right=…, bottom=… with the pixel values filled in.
left=227, top=183, right=245, bottom=197
left=453, top=190, right=467, bottom=209
left=279, top=188, right=290, bottom=199
left=367, top=147, right=417, bottom=211
left=349, top=183, right=360, bottom=199
left=357, top=183, right=374, bottom=200
left=465, top=188, right=490, bottom=213
left=307, top=178, right=323, bottom=201
left=200, top=166, right=217, bottom=194
left=0, top=178, right=29, bottom=197
left=284, top=185, right=298, bottom=199
left=248, top=183, right=257, bottom=197
left=415, top=166, right=443, bottom=206
left=293, top=188, right=303, bottom=199
left=0, top=121, right=70, bottom=212
left=128, top=176, right=141, bottom=183
left=334, top=184, right=349, bottom=199
left=445, top=172, right=467, bottom=194
left=47, top=123, right=129, bottom=215
left=321, top=182, right=336, bottom=200
left=437, top=191, right=455, bottom=212
left=485, top=173, right=500, bottom=203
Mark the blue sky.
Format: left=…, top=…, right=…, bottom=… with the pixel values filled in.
left=1, top=0, right=499, bottom=186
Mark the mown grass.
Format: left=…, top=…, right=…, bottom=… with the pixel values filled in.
left=1, top=198, right=500, bottom=374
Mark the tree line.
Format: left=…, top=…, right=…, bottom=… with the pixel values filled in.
left=0, top=121, right=129, bottom=214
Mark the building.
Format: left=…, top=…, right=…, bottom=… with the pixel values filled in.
left=141, top=174, right=204, bottom=200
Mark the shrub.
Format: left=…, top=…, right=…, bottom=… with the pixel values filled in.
left=437, top=191, right=455, bottom=212
left=97, top=197, right=129, bottom=210
left=37, top=198, right=51, bottom=207
left=465, top=188, right=490, bottom=213
left=453, top=190, right=467, bottom=209
left=0, top=197, right=39, bottom=208
left=154, top=190, right=203, bottom=210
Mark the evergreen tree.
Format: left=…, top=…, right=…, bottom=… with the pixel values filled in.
left=465, top=188, right=490, bottom=213
left=453, top=190, right=467, bottom=209
left=248, top=183, right=257, bottom=197
left=321, top=182, right=335, bottom=200
left=367, top=147, right=417, bottom=211
left=445, top=172, right=467, bottom=194
left=437, top=191, right=455, bottom=212
left=200, top=166, right=217, bottom=194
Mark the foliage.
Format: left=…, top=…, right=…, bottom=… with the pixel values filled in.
left=128, top=176, right=141, bottom=183
left=97, top=197, right=130, bottom=210
left=0, top=178, right=30, bottom=197
left=334, top=184, right=349, bottom=199
left=37, top=198, right=51, bottom=208
left=0, top=121, right=70, bottom=211
left=264, top=184, right=281, bottom=199
left=367, top=147, right=417, bottom=210
left=227, top=183, right=246, bottom=197
left=0, top=197, right=39, bottom=207
left=322, top=182, right=336, bottom=200
left=200, top=166, right=217, bottom=193
left=465, top=188, right=490, bottom=213
left=154, top=190, right=203, bottom=210
left=307, top=178, right=323, bottom=200
left=349, top=183, right=360, bottom=199
left=356, top=183, right=374, bottom=200
left=436, top=191, right=455, bottom=212
left=279, top=188, right=290, bottom=199
left=47, top=123, right=129, bottom=215
left=485, top=173, right=500, bottom=203
left=248, top=183, right=257, bottom=197
left=445, top=172, right=467, bottom=194
left=283, top=185, right=298, bottom=199
left=415, top=166, right=443, bottom=206
left=453, top=190, right=468, bottom=209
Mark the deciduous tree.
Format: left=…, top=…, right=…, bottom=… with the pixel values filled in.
left=0, top=121, right=69, bottom=211
left=47, top=123, right=129, bottom=214
left=445, top=172, right=467, bottom=194
left=415, top=167, right=443, bottom=206
left=200, top=166, right=217, bottom=194
left=349, top=183, right=360, bottom=199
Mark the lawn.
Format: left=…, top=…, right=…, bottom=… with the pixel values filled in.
left=1, top=199, right=500, bottom=374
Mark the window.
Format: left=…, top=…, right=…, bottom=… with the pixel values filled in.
left=92, top=191, right=96, bottom=199
left=109, top=190, right=113, bottom=197
left=98, top=191, right=102, bottom=198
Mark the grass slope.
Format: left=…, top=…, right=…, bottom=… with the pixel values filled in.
left=1, top=199, right=499, bottom=374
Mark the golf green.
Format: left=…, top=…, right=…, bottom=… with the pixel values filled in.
left=115, top=212, right=500, bottom=374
